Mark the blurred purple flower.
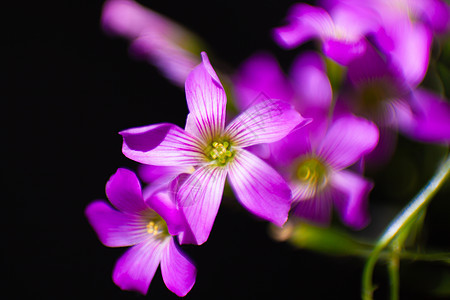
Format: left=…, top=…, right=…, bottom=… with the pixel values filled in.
left=120, top=52, right=308, bottom=245
left=233, top=51, right=331, bottom=159
left=273, top=115, right=379, bottom=229
left=338, top=45, right=450, bottom=147
left=273, top=3, right=379, bottom=65
left=101, top=0, right=202, bottom=86
left=85, top=168, right=196, bottom=296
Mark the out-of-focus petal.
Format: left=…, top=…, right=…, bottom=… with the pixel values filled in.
left=225, top=99, right=307, bottom=147
left=322, top=38, right=367, bottom=65
left=395, top=89, right=450, bottom=143
left=177, top=165, right=228, bottom=245
left=330, top=170, right=372, bottom=229
left=290, top=51, right=332, bottom=111
left=273, top=3, right=334, bottom=49
left=233, top=52, right=294, bottom=110
left=160, top=238, right=196, bottom=297
left=185, top=52, right=226, bottom=141
left=317, top=116, right=379, bottom=170
left=263, top=124, right=312, bottom=167
left=377, top=20, right=432, bottom=87
left=227, top=150, right=292, bottom=226
left=101, top=0, right=201, bottom=86
left=105, top=168, right=148, bottom=214
left=291, top=186, right=332, bottom=225
left=85, top=201, right=149, bottom=247
left=120, top=123, right=203, bottom=166
left=113, top=237, right=168, bottom=295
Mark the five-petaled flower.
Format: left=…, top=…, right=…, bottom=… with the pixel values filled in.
left=120, top=52, right=308, bottom=245
left=85, top=168, right=196, bottom=296
left=269, top=115, right=379, bottom=229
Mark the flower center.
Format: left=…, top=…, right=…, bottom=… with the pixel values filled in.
left=146, top=214, right=169, bottom=239
left=296, top=157, right=328, bottom=190
left=206, top=140, right=235, bottom=166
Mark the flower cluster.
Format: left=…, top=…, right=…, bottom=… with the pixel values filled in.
left=86, top=0, right=450, bottom=297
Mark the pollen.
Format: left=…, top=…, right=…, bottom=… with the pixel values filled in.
left=296, top=157, right=328, bottom=190
left=206, top=140, right=234, bottom=166
left=145, top=216, right=169, bottom=239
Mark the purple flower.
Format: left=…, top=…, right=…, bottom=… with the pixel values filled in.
left=233, top=51, right=331, bottom=162
left=120, top=52, right=308, bottom=245
left=272, top=115, right=379, bottom=229
left=101, top=0, right=202, bottom=86
left=338, top=45, right=450, bottom=147
left=273, top=3, right=379, bottom=65
left=85, top=168, right=196, bottom=296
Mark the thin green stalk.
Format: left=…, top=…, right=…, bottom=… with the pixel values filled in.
left=388, top=241, right=400, bottom=300
left=362, top=156, right=450, bottom=300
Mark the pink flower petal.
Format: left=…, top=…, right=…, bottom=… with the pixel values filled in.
left=273, top=3, right=334, bottom=49
left=290, top=51, right=332, bottom=111
left=233, top=52, right=294, bottom=110
left=227, top=149, right=292, bottom=226
left=145, top=191, right=184, bottom=236
left=317, top=116, right=379, bottom=170
left=185, top=52, right=226, bottom=141
left=225, top=99, right=307, bottom=147
left=160, top=238, right=196, bottom=296
left=395, top=89, right=450, bottom=143
left=105, top=168, right=148, bottom=214
left=330, top=170, right=373, bottom=229
left=113, top=237, right=168, bottom=295
left=177, top=165, right=227, bottom=245
left=291, top=186, right=333, bottom=225
left=120, top=123, right=203, bottom=166
left=375, top=19, right=432, bottom=87
left=85, top=200, right=149, bottom=247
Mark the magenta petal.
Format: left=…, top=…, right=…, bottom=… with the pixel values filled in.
left=145, top=191, right=184, bottom=236
left=106, top=168, right=148, bottom=214
left=101, top=0, right=151, bottom=38
left=177, top=165, right=227, bottom=245
left=225, top=99, right=307, bottom=147
left=233, top=52, right=294, bottom=110
left=395, top=89, right=450, bottom=143
left=185, top=52, right=226, bottom=141
left=317, top=116, right=379, bottom=170
left=85, top=200, right=149, bottom=247
left=273, top=3, right=334, bottom=49
left=330, top=170, right=372, bottom=229
left=322, top=38, right=367, bottom=65
left=113, top=237, right=168, bottom=295
left=382, top=21, right=432, bottom=87
left=291, top=187, right=332, bottom=225
left=120, top=123, right=203, bottom=166
left=290, top=51, right=332, bottom=111
left=227, top=150, right=292, bottom=226
left=160, top=238, right=196, bottom=297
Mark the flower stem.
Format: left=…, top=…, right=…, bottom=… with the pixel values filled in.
left=361, top=155, right=450, bottom=300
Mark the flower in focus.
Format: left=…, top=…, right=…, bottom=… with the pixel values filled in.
left=273, top=115, right=379, bottom=229
left=101, top=0, right=203, bottom=86
left=120, top=52, right=308, bottom=245
left=85, top=168, right=196, bottom=296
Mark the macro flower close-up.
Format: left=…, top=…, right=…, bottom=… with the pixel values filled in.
left=6, top=0, right=450, bottom=299
left=85, top=168, right=196, bottom=296
left=120, top=51, right=308, bottom=245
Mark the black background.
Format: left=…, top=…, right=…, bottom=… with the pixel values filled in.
left=5, top=0, right=450, bottom=299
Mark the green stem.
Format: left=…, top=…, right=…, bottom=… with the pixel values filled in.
left=388, top=241, right=400, bottom=300
left=362, top=156, right=450, bottom=300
